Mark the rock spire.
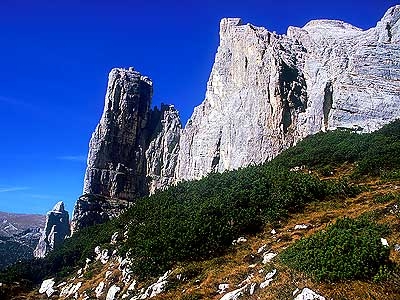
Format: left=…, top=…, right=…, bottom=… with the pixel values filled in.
left=34, top=201, right=70, bottom=258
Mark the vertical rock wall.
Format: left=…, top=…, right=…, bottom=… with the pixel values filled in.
left=82, top=68, right=153, bottom=200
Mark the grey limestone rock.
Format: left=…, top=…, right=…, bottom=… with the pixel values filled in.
left=176, top=5, right=400, bottom=181
left=34, top=201, right=70, bottom=258
left=71, top=68, right=182, bottom=232
left=82, top=68, right=153, bottom=201
left=146, top=104, right=182, bottom=194
left=71, top=194, right=130, bottom=233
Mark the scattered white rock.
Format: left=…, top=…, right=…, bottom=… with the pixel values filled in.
left=111, top=232, right=119, bottom=244
left=232, top=237, right=247, bottom=245
left=220, top=284, right=249, bottom=300
left=238, top=273, right=254, bottom=287
left=260, top=269, right=277, bottom=288
left=262, top=252, right=277, bottom=264
left=381, top=238, right=389, bottom=247
left=265, top=269, right=277, bottom=280
left=293, top=288, right=325, bottom=300
left=294, top=224, right=309, bottom=230
left=257, top=244, right=267, bottom=254
left=95, top=246, right=101, bottom=257
left=394, top=244, right=400, bottom=251
left=39, top=278, right=56, bottom=297
left=218, top=283, right=230, bottom=294
left=105, top=270, right=113, bottom=279
left=101, top=249, right=110, bottom=264
left=57, top=281, right=67, bottom=288
left=95, top=281, right=105, bottom=298
left=128, top=280, right=137, bottom=291
left=77, top=268, right=83, bottom=275
left=139, top=270, right=171, bottom=299
left=258, top=269, right=264, bottom=274
left=293, top=288, right=300, bottom=296
left=248, top=263, right=257, bottom=268
left=84, top=258, right=91, bottom=271
left=60, top=281, right=82, bottom=298
left=106, top=285, right=121, bottom=300
left=249, top=283, right=257, bottom=295
left=271, top=229, right=277, bottom=235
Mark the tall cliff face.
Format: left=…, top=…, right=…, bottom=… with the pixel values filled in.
left=34, top=202, right=70, bottom=258
left=82, top=68, right=153, bottom=200
left=72, top=6, right=400, bottom=231
left=177, top=6, right=400, bottom=180
left=146, top=104, right=182, bottom=194
left=71, top=68, right=182, bottom=232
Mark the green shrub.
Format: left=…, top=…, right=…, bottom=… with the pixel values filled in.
left=280, top=217, right=390, bottom=282
left=117, top=166, right=348, bottom=278
left=374, top=193, right=400, bottom=204
left=272, top=119, right=400, bottom=178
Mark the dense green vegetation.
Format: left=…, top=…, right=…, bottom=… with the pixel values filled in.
left=0, top=120, right=399, bottom=285
left=280, top=216, right=391, bottom=282
left=116, top=168, right=355, bottom=278
left=272, top=119, right=400, bottom=176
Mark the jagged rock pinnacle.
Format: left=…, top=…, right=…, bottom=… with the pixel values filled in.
left=34, top=201, right=70, bottom=258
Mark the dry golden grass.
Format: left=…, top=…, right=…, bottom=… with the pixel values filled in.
left=153, top=170, right=400, bottom=300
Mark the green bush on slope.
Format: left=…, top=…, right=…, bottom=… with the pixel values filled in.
left=115, top=166, right=356, bottom=278
left=280, top=216, right=391, bottom=281
left=272, top=119, right=400, bottom=176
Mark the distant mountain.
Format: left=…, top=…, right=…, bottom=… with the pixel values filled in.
left=0, top=211, right=45, bottom=270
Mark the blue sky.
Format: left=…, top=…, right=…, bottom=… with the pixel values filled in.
left=0, top=0, right=397, bottom=215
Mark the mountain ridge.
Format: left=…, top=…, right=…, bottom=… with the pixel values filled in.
left=72, top=5, right=400, bottom=231
left=0, top=211, right=45, bottom=270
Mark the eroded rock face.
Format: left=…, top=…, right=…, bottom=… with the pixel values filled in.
left=71, top=68, right=182, bottom=232
left=71, top=68, right=153, bottom=232
left=83, top=68, right=153, bottom=201
left=177, top=6, right=400, bottom=180
left=71, top=194, right=130, bottom=233
left=34, top=201, right=70, bottom=258
left=146, top=104, right=182, bottom=194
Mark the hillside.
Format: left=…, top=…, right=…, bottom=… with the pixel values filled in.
left=0, top=212, right=45, bottom=270
left=1, top=120, right=400, bottom=299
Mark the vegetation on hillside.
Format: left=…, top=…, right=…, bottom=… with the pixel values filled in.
left=280, top=216, right=391, bottom=281
left=272, top=119, right=400, bottom=176
left=1, top=119, right=399, bottom=289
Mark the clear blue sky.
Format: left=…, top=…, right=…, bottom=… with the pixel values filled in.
left=0, top=0, right=397, bottom=215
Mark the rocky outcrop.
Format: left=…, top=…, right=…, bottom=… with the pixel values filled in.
left=82, top=67, right=153, bottom=201
left=177, top=6, right=400, bottom=180
left=146, top=104, right=181, bottom=194
left=71, top=68, right=153, bottom=232
left=34, top=202, right=70, bottom=258
left=73, top=6, right=400, bottom=231
left=71, top=68, right=182, bottom=232
left=70, top=194, right=130, bottom=233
